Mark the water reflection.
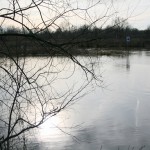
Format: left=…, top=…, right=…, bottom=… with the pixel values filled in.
left=145, top=51, right=150, bottom=56
left=126, top=54, right=130, bottom=70
left=29, top=51, right=150, bottom=150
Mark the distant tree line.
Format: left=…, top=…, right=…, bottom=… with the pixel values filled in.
left=0, top=20, right=150, bottom=56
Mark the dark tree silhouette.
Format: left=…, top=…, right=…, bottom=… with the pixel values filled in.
left=0, top=0, right=121, bottom=149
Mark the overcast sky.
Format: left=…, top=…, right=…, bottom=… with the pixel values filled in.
left=0, top=0, right=150, bottom=30
left=70, top=0, right=150, bottom=29
left=112, top=0, right=150, bottom=29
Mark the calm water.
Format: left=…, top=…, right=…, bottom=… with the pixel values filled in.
left=18, top=51, right=150, bottom=149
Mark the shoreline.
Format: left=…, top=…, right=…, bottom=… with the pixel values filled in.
left=0, top=48, right=149, bottom=58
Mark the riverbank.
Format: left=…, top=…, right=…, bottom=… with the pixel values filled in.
left=0, top=35, right=150, bottom=57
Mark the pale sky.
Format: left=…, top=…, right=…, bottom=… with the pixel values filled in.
left=70, top=0, right=150, bottom=29
left=0, top=0, right=150, bottom=30
left=112, top=0, right=150, bottom=29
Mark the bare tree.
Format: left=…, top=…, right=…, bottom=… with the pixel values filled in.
left=0, top=0, right=116, bottom=149
left=112, top=17, right=131, bottom=30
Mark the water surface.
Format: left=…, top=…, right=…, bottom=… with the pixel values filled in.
left=28, top=51, right=150, bottom=150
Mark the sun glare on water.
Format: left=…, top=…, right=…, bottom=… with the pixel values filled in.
left=36, top=112, right=73, bottom=142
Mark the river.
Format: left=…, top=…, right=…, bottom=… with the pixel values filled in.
left=2, top=50, right=150, bottom=150
left=29, top=51, right=150, bottom=150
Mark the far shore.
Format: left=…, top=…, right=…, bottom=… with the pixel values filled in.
left=0, top=47, right=149, bottom=58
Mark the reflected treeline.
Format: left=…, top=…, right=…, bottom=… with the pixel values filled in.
left=126, top=51, right=130, bottom=71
